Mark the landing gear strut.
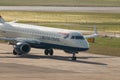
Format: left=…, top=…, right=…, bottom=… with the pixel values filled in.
left=72, top=53, right=77, bottom=61
left=44, top=49, right=53, bottom=56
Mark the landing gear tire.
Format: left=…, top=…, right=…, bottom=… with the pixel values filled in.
left=44, top=49, right=53, bottom=56
left=72, top=56, right=76, bottom=61
left=49, top=49, right=53, bottom=56
left=13, top=50, right=17, bottom=55
left=18, top=53, right=23, bottom=56
left=44, top=49, right=49, bottom=55
left=13, top=50, right=25, bottom=56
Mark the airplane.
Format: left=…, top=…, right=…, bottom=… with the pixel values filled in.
left=0, top=16, right=98, bottom=60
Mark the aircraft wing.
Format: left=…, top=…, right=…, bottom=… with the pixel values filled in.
left=84, top=26, right=98, bottom=38
left=84, top=34, right=98, bottom=38
left=0, top=37, right=41, bottom=44
left=0, top=37, right=15, bottom=41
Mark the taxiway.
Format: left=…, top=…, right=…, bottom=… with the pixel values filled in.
left=0, top=6, right=120, bottom=13
left=0, top=43, right=120, bottom=80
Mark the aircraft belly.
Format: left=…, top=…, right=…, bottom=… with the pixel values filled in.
left=31, top=42, right=89, bottom=51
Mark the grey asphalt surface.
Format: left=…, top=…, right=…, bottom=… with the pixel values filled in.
left=0, top=43, right=120, bottom=80
left=0, top=6, right=120, bottom=13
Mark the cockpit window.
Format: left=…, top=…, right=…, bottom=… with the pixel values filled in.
left=71, top=36, right=84, bottom=39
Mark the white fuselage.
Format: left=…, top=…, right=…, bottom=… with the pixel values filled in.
left=0, top=22, right=89, bottom=52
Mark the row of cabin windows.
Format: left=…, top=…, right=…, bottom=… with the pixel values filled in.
left=71, top=36, right=84, bottom=40
left=12, top=27, right=60, bottom=38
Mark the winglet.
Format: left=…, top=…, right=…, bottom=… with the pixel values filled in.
left=0, top=15, right=5, bottom=23
left=94, top=26, right=98, bottom=34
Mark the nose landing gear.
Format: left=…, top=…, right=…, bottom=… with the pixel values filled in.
left=72, top=53, right=77, bottom=61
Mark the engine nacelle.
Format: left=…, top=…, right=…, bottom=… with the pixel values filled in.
left=14, top=42, right=31, bottom=55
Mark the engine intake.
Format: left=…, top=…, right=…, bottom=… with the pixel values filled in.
left=14, top=42, right=31, bottom=55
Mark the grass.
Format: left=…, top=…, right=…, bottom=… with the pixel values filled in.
left=0, top=11, right=120, bottom=56
left=0, top=0, right=120, bottom=6
left=0, top=11, right=120, bottom=32
left=88, top=37, right=120, bottom=56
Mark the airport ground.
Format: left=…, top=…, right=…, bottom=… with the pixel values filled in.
left=0, top=1, right=120, bottom=80
left=0, top=6, right=120, bottom=13
left=0, top=43, right=120, bottom=80
left=0, top=0, right=120, bottom=7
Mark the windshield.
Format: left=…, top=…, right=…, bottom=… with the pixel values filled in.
left=71, top=36, right=84, bottom=40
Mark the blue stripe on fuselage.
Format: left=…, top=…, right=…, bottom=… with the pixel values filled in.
left=30, top=42, right=89, bottom=52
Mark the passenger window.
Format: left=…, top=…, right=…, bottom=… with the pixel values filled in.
left=71, top=36, right=75, bottom=39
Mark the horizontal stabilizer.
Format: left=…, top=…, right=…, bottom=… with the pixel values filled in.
left=0, top=16, right=5, bottom=23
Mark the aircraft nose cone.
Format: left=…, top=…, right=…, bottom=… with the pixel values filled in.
left=79, top=40, right=89, bottom=49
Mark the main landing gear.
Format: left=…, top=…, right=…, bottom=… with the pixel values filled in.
left=44, top=49, right=53, bottom=56
left=13, top=49, right=17, bottom=55
left=13, top=49, right=23, bottom=56
left=44, top=49, right=77, bottom=61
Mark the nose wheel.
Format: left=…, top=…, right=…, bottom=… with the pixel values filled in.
left=72, top=53, right=77, bottom=61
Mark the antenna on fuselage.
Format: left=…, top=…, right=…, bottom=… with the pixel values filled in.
left=0, top=15, right=5, bottom=23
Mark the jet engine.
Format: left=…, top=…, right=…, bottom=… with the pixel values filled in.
left=14, top=42, right=31, bottom=55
